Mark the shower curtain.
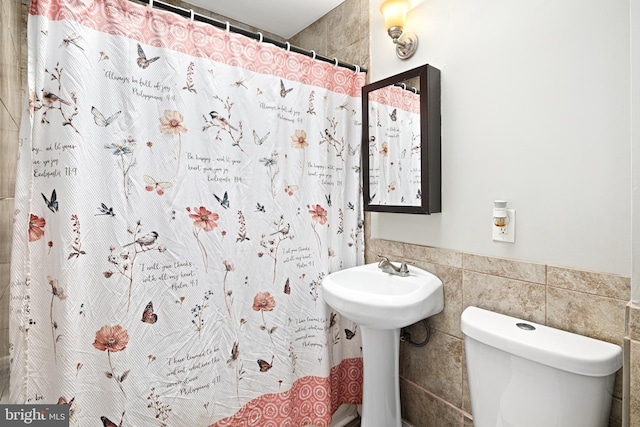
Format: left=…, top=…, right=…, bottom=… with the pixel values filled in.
left=367, top=84, right=421, bottom=206
left=9, top=0, right=365, bottom=425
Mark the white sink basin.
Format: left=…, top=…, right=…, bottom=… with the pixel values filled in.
left=322, top=263, right=444, bottom=330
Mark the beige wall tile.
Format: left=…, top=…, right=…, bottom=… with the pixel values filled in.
left=401, top=329, right=464, bottom=407
left=627, top=302, right=640, bottom=341
left=463, top=253, right=545, bottom=284
left=0, top=199, right=15, bottom=264
left=0, top=263, right=9, bottom=357
left=548, top=265, right=630, bottom=301
left=0, top=101, right=19, bottom=133
left=413, top=261, right=463, bottom=339
left=366, top=238, right=405, bottom=259
left=289, top=18, right=327, bottom=54
left=630, top=340, right=640, bottom=426
left=0, top=0, right=21, bottom=64
left=463, top=271, right=546, bottom=324
left=0, top=130, right=18, bottom=199
left=404, top=243, right=463, bottom=268
left=326, top=0, right=362, bottom=57
left=400, top=379, right=465, bottom=427
left=609, top=395, right=623, bottom=427
left=547, top=287, right=627, bottom=346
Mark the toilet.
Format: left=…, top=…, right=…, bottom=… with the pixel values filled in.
left=461, top=306, right=622, bottom=427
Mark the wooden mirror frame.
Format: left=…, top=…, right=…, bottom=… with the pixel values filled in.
left=362, top=64, right=441, bottom=214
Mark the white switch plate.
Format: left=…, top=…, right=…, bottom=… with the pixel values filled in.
left=492, top=209, right=515, bottom=243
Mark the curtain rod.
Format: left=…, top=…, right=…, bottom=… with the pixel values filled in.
left=132, top=0, right=367, bottom=73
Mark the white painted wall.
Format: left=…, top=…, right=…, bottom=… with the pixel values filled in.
left=369, top=0, right=631, bottom=276
left=632, top=0, right=640, bottom=301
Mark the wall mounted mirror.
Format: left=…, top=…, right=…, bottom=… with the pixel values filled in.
left=362, top=64, right=441, bottom=214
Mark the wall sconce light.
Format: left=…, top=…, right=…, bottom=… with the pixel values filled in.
left=380, top=0, right=419, bottom=60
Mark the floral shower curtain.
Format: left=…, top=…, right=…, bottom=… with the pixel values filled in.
left=367, top=84, right=421, bottom=206
left=9, top=0, right=365, bottom=425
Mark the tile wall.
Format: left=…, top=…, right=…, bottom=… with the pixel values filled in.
left=0, top=0, right=29, bottom=403
left=366, top=238, right=629, bottom=427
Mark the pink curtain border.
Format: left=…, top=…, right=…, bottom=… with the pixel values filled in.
left=29, top=0, right=366, bottom=97
left=211, top=358, right=363, bottom=427
left=368, top=84, right=421, bottom=114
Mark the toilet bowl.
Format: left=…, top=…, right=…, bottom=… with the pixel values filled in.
left=461, top=306, right=622, bottom=427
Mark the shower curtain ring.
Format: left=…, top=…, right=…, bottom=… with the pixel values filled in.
left=411, top=87, right=417, bottom=93
left=225, top=21, right=230, bottom=33
left=285, top=42, right=290, bottom=52
left=147, top=0, right=154, bottom=11
left=401, top=83, right=407, bottom=90
left=333, top=58, right=339, bottom=67
left=354, top=65, right=360, bottom=73
left=310, top=50, right=316, bottom=60
left=257, top=32, right=263, bottom=43
left=189, top=9, right=195, bottom=22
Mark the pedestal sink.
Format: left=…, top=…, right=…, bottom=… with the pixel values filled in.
left=322, top=263, right=444, bottom=427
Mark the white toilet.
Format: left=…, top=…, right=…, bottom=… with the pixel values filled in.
left=461, top=306, right=622, bottom=427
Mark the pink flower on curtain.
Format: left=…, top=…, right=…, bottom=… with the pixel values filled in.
left=160, top=110, right=188, bottom=173
left=28, top=213, right=46, bottom=242
left=290, top=129, right=308, bottom=178
left=253, top=292, right=277, bottom=346
left=159, top=110, right=187, bottom=134
left=308, top=204, right=328, bottom=253
left=252, top=292, right=276, bottom=312
left=93, top=325, right=129, bottom=352
left=379, top=141, right=389, bottom=156
left=187, top=206, right=219, bottom=273
left=93, top=325, right=130, bottom=397
left=290, top=129, right=308, bottom=148
left=308, top=204, right=328, bottom=225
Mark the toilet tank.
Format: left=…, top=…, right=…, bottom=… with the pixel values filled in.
left=461, top=306, right=622, bottom=427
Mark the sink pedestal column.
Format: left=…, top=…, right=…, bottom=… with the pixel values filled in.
left=359, top=326, right=402, bottom=427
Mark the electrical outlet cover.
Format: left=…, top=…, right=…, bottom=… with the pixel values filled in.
left=492, top=209, right=515, bottom=243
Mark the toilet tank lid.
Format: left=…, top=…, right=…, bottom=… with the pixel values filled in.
left=461, top=306, right=622, bottom=377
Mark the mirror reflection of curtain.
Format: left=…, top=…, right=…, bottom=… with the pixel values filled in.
left=10, top=0, right=366, bottom=425
left=367, top=84, right=421, bottom=206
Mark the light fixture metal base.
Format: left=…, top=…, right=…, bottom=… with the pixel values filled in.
left=395, top=32, right=418, bottom=60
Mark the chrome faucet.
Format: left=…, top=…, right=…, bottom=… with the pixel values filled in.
left=377, top=255, right=411, bottom=277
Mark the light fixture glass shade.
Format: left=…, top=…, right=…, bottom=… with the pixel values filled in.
left=380, top=0, right=410, bottom=30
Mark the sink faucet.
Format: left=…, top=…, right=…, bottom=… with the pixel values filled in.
left=377, top=255, right=411, bottom=277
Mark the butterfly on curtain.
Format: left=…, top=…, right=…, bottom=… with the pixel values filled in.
left=347, top=202, right=355, bottom=211
left=390, top=108, right=397, bottom=121
left=368, top=193, right=377, bottom=203
left=257, top=356, right=274, bottom=372
left=91, top=106, right=121, bottom=127
left=255, top=202, right=266, bottom=213
left=136, top=43, right=159, bottom=69
left=280, top=79, right=293, bottom=98
left=283, top=180, right=298, bottom=196
left=345, top=326, right=357, bottom=340
left=144, top=175, right=172, bottom=196
left=416, top=188, right=422, bottom=199
left=141, top=301, right=158, bottom=324
left=325, top=193, right=332, bottom=207
left=214, top=191, right=230, bottom=209
left=101, top=412, right=124, bottom=427
left=283, top=278, right=290, bottom=295
left=387, top=181, right=397, bottom=192
left=42, top=189, right=58, bottom=213
left=95, top=203, right=115, bottom=217
left=253, top=130, right=270, bottom=145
